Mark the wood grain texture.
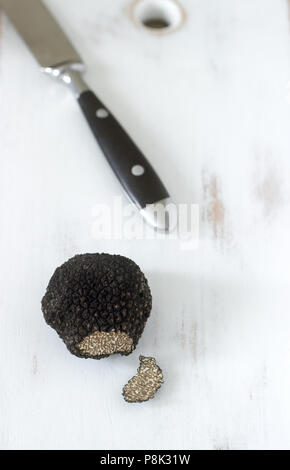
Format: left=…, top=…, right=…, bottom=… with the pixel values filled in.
left=0, top=0, right=290, bottom=450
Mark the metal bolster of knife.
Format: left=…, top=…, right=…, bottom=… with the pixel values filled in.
left=42, top=63, right=89, bottom=98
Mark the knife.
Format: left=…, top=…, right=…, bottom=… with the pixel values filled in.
left=0, top=0, right=171, bottom=231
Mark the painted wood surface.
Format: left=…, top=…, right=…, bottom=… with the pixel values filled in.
left=0, top=0, right=290, bottom=450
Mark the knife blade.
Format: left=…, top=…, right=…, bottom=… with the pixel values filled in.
left=0, top=0, right=171, bottom=231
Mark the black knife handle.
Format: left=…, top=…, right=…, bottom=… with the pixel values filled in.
left=78, top=90, right=169, bottom=209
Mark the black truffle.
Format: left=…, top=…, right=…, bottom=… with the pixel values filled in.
left=122, top=356, right=164, bottom=403
left=41, top=254, right=152, bottom=359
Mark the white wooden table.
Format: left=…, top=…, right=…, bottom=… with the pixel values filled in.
left=1, top=0, right=290, bottom=450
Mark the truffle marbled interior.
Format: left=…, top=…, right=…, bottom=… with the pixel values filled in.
left=78, top=329, right=134, bottom=357
left=123, top=356, right=164, bottom=403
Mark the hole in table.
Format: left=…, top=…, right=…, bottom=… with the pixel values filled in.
left=131, top=0, right=185, bottom=34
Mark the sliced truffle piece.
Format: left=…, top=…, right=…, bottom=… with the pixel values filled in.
left=41, top=254, right=152, bottom=359
left=122, top=356, right=164, bottom=403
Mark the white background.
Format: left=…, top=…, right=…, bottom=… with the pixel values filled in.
left=1, top=0, right=290, bottom=450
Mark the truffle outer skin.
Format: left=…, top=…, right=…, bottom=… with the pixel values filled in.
left=41, top=254, right=152, bottom=359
